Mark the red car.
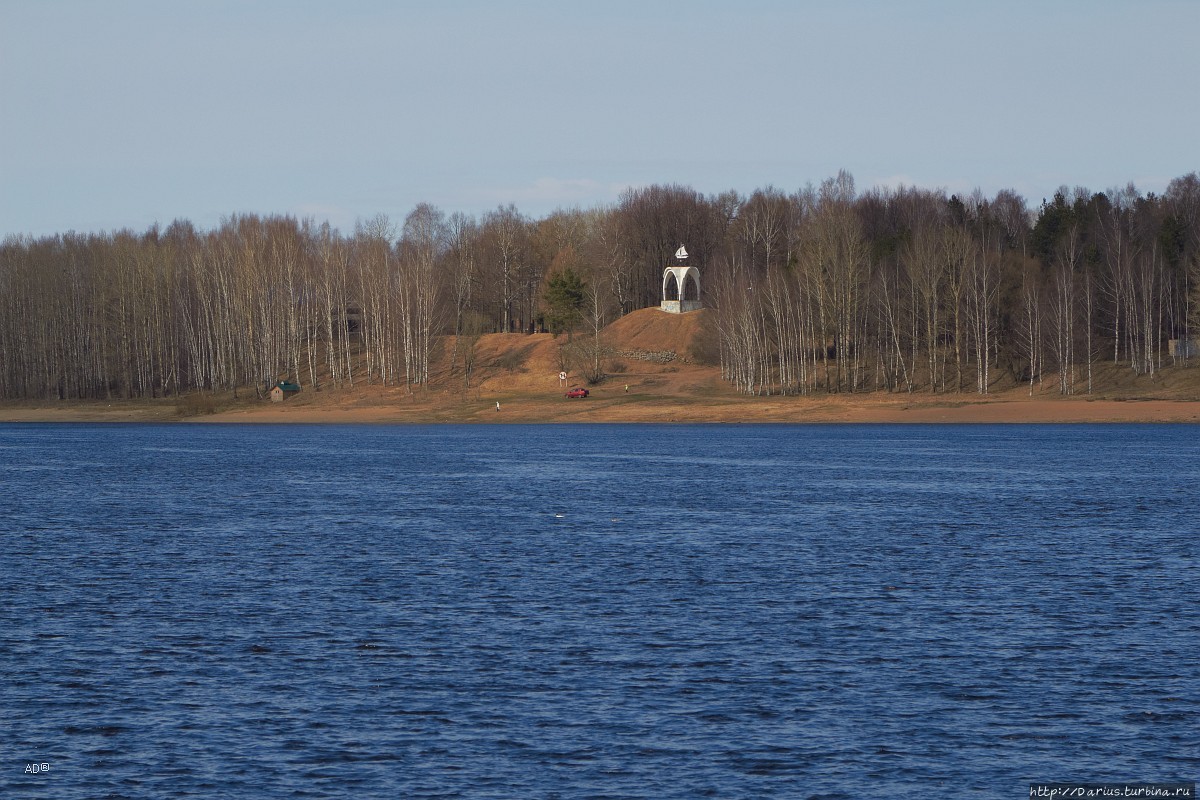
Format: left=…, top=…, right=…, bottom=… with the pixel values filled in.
left=565, top=388, right=589, bottom=398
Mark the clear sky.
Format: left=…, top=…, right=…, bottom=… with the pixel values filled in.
left=2, top=0, right=1197, bottom=238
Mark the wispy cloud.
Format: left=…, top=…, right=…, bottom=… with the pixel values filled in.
left=872, top=174, right=919, bottom=192
left=290, top=203, right=357, bottom=232
left=467, top=178, right=636, bottom=212
left=869, top=173, right=972, bottom=196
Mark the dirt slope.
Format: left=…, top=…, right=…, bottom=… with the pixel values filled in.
left=602, top=307, right=706, bottom=356
left=458, top=307, right=709, bottom=394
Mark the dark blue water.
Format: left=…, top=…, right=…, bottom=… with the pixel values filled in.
left=2, top=423, right=1197, bottom=798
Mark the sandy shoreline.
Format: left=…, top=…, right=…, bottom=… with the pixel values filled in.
left=4, top=390, right=1200, bottom=425
left=7, top=310, right=1199, bottom=425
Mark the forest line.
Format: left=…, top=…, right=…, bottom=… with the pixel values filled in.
left=1, top=171, right=1198, bottom=400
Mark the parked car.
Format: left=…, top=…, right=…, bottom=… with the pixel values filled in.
left=565, top=387, right=589, bottom=398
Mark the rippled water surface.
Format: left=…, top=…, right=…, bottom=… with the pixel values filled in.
left=3, top=423, right=1197, bottom=798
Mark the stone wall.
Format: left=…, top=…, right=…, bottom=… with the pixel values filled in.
left=659, top=300, right=702, bottom=314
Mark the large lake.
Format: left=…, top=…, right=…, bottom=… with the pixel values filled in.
left=2, top=423, right=1196, bottom=798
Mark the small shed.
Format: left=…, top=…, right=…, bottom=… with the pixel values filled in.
left=270, top=381, right=301, bottom=402
left=1169, top=339, right=1199, bottom=358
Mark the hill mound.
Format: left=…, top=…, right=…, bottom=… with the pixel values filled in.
left=602, top=306, right=706, bottom=358
left=452, top=307, right=712, bottom=395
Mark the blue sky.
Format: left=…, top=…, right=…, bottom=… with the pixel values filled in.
left=2, top=0, right=1197, bottom=237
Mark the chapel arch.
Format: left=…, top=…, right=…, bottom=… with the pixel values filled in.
left=660, top=265, right=701, bottom=313
left=664, top=272, right=680, bottom=301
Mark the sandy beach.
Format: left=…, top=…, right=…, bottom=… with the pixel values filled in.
left=4, top=384, right=1199, bottom=425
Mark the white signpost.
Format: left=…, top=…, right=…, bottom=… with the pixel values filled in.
left=559, top=371, right=567, bottom=387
